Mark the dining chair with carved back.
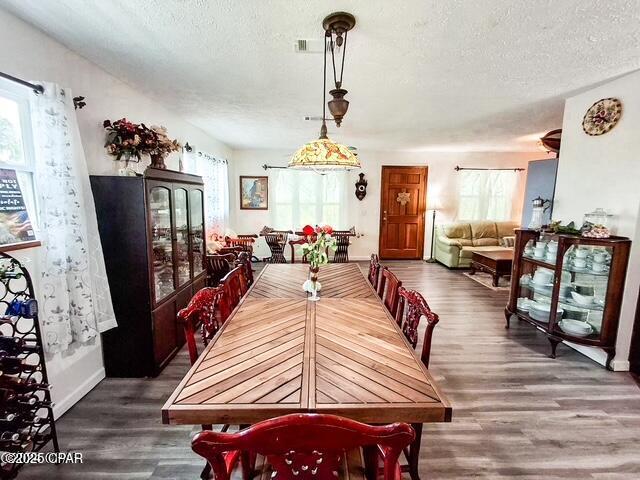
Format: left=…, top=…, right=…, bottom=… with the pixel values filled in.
left=235, top=251, right=254, bottom=287
left=331, top=227, right=355, bottom=263
left=225, top=234, right=259, bottom=262
left=289, top=232, right=323, bottom=264
left=206, top=253, right=237, bottom=287
left=376, top=267, right=403, bottom=318
left=177, top=286, right=232, bottom=480
left=219, top=266, right=246, bottom=312
left=368, top=254, right=380, bottom=290
left=395, top=286, right=440, bottom=369
left=260, top=227, right=292, bottom=263
left=192, top=413, right=415, bottom=480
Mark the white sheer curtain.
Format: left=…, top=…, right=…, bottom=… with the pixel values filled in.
left=30, top=82, right=116, bottom=354
left=457, top=170, right=518, bottom=221
left=184, top=151, right=229, bottom=239
left=270, top=169, right=350, bottom=230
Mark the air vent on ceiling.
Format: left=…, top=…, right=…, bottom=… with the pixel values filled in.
left=294, top=39, right=323, bottom=53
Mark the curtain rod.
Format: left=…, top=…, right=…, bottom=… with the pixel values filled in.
left=454, top=165, right=525, bottom=172
left=0, top=70, right=86, bottom=109
left=0, top=71, right=44, bottom=94
left=262, top=164, right=288, bottom=170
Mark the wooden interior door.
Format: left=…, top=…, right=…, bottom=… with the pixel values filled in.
left=379, top=166, right=427, bottom=259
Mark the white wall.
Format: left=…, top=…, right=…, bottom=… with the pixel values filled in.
left=555, top=69, right=640, bottom=371
left=229, top=149, right=542, bottom=260
left=0, top=9, right=231, bottom=417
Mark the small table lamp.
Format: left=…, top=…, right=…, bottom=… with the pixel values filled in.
left=426, top=196, right=442, bottom=263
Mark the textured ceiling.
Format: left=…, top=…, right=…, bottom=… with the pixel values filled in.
left=2, top=0, right=640, bottom=152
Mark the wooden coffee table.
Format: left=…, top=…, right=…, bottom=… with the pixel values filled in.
left=469, top=250, right=514, bottom=287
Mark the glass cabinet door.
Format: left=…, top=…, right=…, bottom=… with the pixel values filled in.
left=174, top=188, right=191, bottom=286
left=189, top=189, right=205, bottom=276
left=149, top=186, right=174, bottom=302
left=552, top=243, right=612, bottom=342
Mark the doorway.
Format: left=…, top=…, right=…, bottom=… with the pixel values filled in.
left=379, top=166, right=428, bottom=259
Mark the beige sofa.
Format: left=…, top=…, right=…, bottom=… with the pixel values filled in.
left=434, top=221, right=518, bottom=268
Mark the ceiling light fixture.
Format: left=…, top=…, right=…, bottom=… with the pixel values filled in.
left=289, top=12, right=360, bottom=171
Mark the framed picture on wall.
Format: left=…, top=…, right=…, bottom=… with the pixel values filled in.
left=239, top=175, right=268, bottom=210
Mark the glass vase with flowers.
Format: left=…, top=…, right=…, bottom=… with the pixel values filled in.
left=301, top=225, right=337, bottom=301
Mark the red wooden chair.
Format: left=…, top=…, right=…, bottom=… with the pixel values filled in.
left=206, top=253, right=236, bottom=287
left=192, top=413, right=414, bottom=480
left=368, top=254, right=380, bottom=290
left=395, top=287, right=440, bottom=369
left=219, top=266, right=247, bottom=312
left=177, top=287, right=226, bottom=365
left=235, top=252, right=254, bottom=287
left=376, top=267, right=403, bottom=318
left=225, top=234, right=258, bottom=262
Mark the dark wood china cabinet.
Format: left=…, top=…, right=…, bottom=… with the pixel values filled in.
left=90, top=169, right=206, bottom=377
left=506, top=229, right=631, bottom=369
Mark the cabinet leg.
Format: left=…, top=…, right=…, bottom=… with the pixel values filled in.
left=605, top=349, right=616, bottom=370
left=492, top=274, right=499, bottom=287
left=504, top=308, right=511, bottom=329
left=549, top=337, right=561, bottom=359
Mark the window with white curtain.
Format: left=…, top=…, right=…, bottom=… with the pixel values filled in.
left=183, top=151, right=229, bottom=239
left=0, top=80, right=38, bottom=230
left=457, top=170, right=518, bottom=221
left=271, top=169, right=350, bottom=230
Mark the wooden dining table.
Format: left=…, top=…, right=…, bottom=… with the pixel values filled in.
left=162, top=263, right=451, bottom=480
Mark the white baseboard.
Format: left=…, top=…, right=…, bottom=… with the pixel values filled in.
left=350, top=256, right=372, bottom=261
left=611, top=360, right=630, bottom=372
left=563, top=342, right=630, bottom=371
left=52, top=367, right=105, bottom=420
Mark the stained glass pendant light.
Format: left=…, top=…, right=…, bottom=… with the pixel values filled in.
left=289, top=12, right=360, bottom=170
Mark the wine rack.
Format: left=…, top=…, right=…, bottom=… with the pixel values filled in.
left=0, top=252, right=58, bottom=479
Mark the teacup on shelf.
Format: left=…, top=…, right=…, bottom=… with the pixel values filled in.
left=591, top=262, right=607, bottom=273
left=571, top=291, right=595, bottom=306
left=574, top=248, right=589, bottom=259
left=592, top=252, right=608, bottom=264
left=573, top=258, right=587, bottom=269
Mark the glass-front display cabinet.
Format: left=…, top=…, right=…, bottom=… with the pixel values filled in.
left=147, top=181, right=206, bottom=306
left=91, top=169, right=206, bottom=377
left=506, top=229, right=631, bottom=369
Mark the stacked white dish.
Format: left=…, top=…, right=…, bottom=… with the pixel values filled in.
left=558, top=319, right=593, bottom=337
left=528, top=302, right=563, bottom=323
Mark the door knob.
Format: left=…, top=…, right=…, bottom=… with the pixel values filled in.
left=383, top=210, right=387, bottom=222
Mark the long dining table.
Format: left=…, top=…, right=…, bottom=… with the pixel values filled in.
left=162, top=263, right=451, bottom=479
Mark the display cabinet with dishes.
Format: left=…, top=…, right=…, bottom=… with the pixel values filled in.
left=506, top=229, right=631, bottom=369
left=90, top=169, right=206, bottom=376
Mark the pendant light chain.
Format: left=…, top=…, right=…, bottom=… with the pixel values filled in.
left=320, top=32, right=328, bottom=139
left=329, top=30, right=348, bottom=89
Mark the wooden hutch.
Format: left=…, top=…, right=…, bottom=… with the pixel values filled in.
left=91, top=169, right=206, bottom=376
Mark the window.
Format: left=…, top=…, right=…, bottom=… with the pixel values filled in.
left=183, top=151, right=229, bottom=238
left=0, top=80, right=38, bottom=232
left=457, top=170, right=517, bottom=221
left=271, top=169, right=349, bottom=230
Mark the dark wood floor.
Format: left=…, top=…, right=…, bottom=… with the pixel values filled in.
left=22, top=262, right=640, bottom=479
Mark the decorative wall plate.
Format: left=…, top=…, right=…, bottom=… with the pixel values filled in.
left=582, top=97, right=622, bottom=136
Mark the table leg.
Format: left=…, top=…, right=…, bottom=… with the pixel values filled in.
left=469, top=263, right=476, bottom=275
left=492, top=272, right=499, bottom=287
left=408, top=422, right=423, bottom=480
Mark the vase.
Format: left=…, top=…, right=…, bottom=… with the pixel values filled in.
left=149, top=153, right=167, bottom=169
left=306, top=266, right=321, bottom=301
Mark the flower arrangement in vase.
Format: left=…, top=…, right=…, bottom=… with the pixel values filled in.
left=103, top=119, right=181, bottom=174
left=146, top=125, right=181, bottom=169
left=301, top=224, right=337, bottom=301
left=103, top=118, right=154, bottom=175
